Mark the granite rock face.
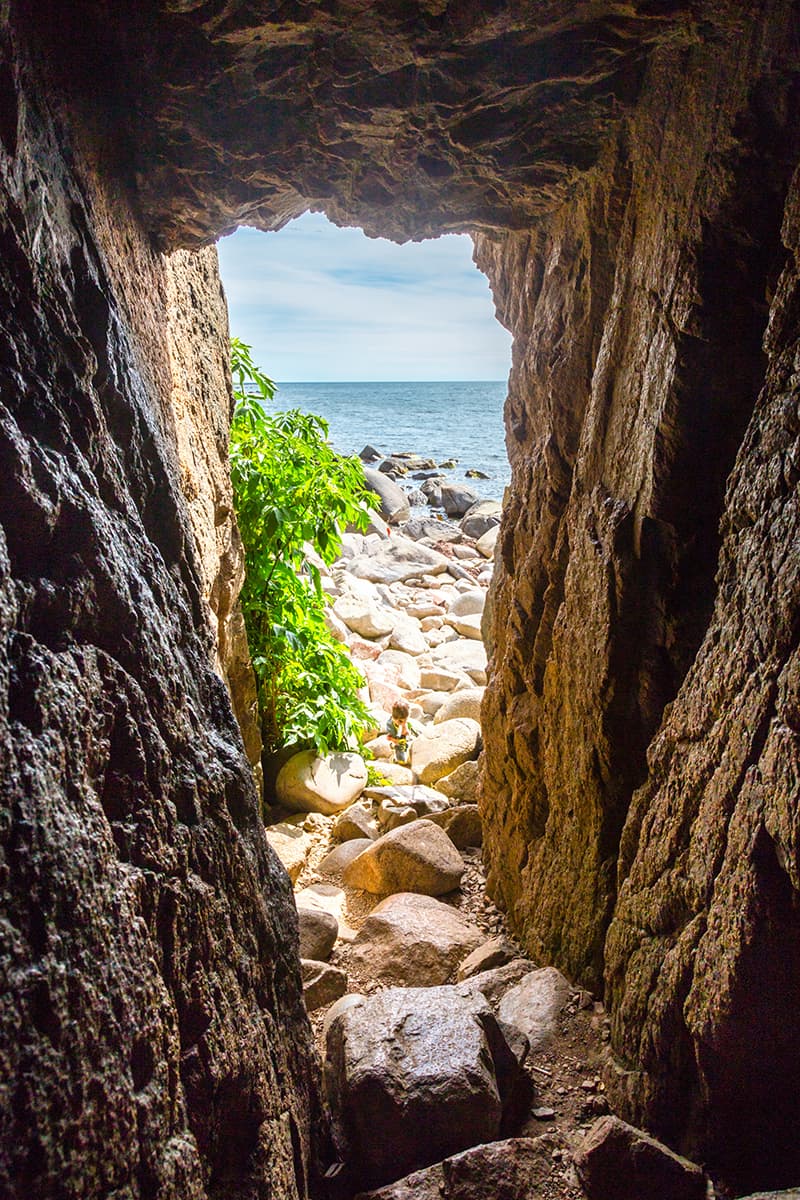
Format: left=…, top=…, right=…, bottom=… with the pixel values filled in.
left=0, top=12, right=322, bottom=1199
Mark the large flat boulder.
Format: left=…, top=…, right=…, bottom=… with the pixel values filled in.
left=349, top=535, right=452, bottom=585
left=276, top=750, right=367, bottom=814
left=342, top=819, right=464, bottom=895
left=325, top=986, right=526, bottom=1189
left=345, top=893, right=484, bottom=986
left=411, top=718, right=481, bottom=784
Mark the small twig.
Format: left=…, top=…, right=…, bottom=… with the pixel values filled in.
left=532, top=1065, right=553, bottom=1077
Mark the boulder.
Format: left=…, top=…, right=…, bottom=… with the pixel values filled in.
left=265, top=821, right=315, bottom=883
left=346, top=893, right=484, bottom=986
left=364, top=465, right=411, bottom=524
left=433, top=689, right=484, bottom=726
left=496, top=966, right=571, bottom=1051
left=323, top=605, right=350, bottom=643
left=476, top=525, right=499, bottom=559
left=389, top=616, right=428, bottom=656
left=457, top=937, right=520, bottom=982
left=349, top=535, right=451, bottom=585
left=457, top=959, right=541, bottom=1008
left=369, top=784, right=452, bottom=820
left=295, top=882, right=357, bottom=942
left=333, top=802, right=380, bottom=842
left=342, top=819, right=464, bottom=895
left=459, top=500, right=502, bottom=540
left=573, top=1116, right=708, bottom=1200
left=360, top=445, right=383, bottom=463
left=420, top=690, right=449, bottom=716
left=418, top=665, right=463, bottom=691
left=276, top=750, right=368, bottom=814
left=403, top=515, right=460, bottom=541
left=446, top=590, right=486, bottom=619
left=319, top=838, right=374, bottom=878
left=377, top=649, right=421, bottom=689
left=333, top=594, right=395, bottom=639
left=375, top=800, right=417, bottom=832
left=411, top=718, right=481, bottom=784
left=353, top=1136, right=559, bottom=1200
left=440, top=483, right=479, bottom=517
left=445, top=612, right=483, bottom=640
left=375, top=761, right=415, bottom=786
left=434, top=758, right=481, bottom=804
left=297, top=906, right=339, bottom=961
left=325, top=986, right=527, bottom=1188
left=427, top=804, right=483, bottom=849
left=431, top=640, right=487, bottom=685
left=301, top=960, right=348, bottom=1012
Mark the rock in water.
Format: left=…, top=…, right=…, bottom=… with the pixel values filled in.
left=411, top=718, right=481, bottom=784
left=345, top=893, right=484, bottom=986
left=440, top=482, right=479, bottom=516
left=573, top=1117, right=708, bottom=1200
left=342, top=819, right=464, bottom=895
left=363, top=465, right=411, bottom=524
left=276, top=749, right=367, bottom=814
left=325, top=986, right=525, bottom=1188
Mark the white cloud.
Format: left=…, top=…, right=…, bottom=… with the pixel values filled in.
left=217, top=213, right=512, bottom=381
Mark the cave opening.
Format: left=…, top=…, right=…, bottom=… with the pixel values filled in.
left=216, top=211, right=512, bottom=490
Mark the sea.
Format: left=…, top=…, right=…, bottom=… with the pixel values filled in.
left=269, top=381, right=510, bottom=504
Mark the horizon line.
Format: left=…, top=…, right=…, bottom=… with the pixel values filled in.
left=270, top=378, right=508, bottom=385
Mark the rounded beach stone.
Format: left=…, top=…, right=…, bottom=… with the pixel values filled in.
left=342, top=819, right=465, bottom=895
left=276, top=749, right=368, bottom=814
left=433, top=688, right=484, bottom=725
left=411, top=717, right=481, bottom=784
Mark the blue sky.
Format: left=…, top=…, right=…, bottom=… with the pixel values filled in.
left=216, top=212, right=512, bottom=382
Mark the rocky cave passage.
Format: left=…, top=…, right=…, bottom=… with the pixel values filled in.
left=1, top=2, right=800, bottom=1199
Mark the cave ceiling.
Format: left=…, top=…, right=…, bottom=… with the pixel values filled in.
left=47, top=0, right=700, bottom=247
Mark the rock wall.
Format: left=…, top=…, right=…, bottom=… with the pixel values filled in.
left=477, top=5, right=800, bottom=1185
left=0, top=10, right=321, bottom=1199
left=164, top=247, right=263, bottom=795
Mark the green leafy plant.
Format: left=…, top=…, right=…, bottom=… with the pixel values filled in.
left=229, top=338, right=376, bottom=755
